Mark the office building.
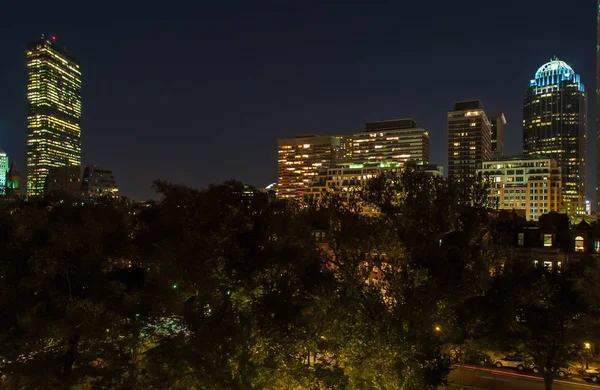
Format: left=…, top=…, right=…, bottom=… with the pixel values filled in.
left=6, top=162, right=21, bottom=198
left=45, top=165, right=82, bottom=196
left=304, top=162, right=444, bottom=201
left=335, top=135, right=354, bottom=164
left=480, top=156, right=562, bottom=221
left=523, top=58, right=586, bottom=215
left=81, top=165, right=119, bottom=198
left=353, top=119, right=429, bottom=165
left=26, top=36, right=82, bottom=196
left=489, top=113, right=506, bottom=156
left=277, top=135, right=340, bottom=199
left=447, top=101, right=492, bottom=181
left=0, top=149, right=8, bottom=196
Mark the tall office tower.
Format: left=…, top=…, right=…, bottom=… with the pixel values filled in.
left=489, top=113, right=506, bottom=156
left=480, top=156, right=562, bottom=221
left=26, top=36, right=82, bottom=197
left=447, top=100, right=492, bottom=181
left=277, top=135, right=340, bottom=199
left=353, top=119, right=429, bottom=165
left=523, top=58, right=586, bottom=214
left=81, top=165, right=119, bottom=198
left=597, top=0, right=600, bottom=212
left=0, top=149, right=8, bottom=196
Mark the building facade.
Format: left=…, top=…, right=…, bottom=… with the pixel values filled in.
left=353, top=119, right=429, bottom=165
left=81, top=165, right=119, bottom=198
left=0, top=149, right=8, bottom=196
left=44, top=165, right=82, bottom=196
left=480, top=156, right=562, bottom=221
left=447, top=100, right=492, bottom=181
left=26, top=36, right=82, bottom=197
left=6, top=162, right=21, bottom=198
left=304, top=162, right=444, bottom=201
left=489, top=113, right=506, bottom=156
left=523, top=58, right=586, bottom=215
left=277, top=135, right=340, bottom=199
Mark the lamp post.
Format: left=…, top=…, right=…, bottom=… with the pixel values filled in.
left=585, top=342, right=591, bottom=370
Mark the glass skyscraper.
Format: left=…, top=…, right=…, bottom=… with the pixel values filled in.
left=523, top=58, right=586, bottom=214
left=26, top=36, right=82, bottom=197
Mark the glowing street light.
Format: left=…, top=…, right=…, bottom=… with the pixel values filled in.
left=435, top=326, right=441, bottom=332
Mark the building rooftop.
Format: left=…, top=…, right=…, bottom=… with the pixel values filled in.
left=365, top=119, right=418, bottom=131
left=453, top=100, right=484, bottom=111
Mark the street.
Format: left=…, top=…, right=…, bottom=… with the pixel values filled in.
left=447, top=366, right=600, bottom=390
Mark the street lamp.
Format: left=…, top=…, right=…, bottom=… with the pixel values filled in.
left=435, top=326, right=441, bottom=332
left=585, top=342, right=591, bottom=370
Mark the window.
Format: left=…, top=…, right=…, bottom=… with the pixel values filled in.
left=543, top=234, right=552, bottom=247
left=543, top=261, right=553, bottom=269
left=518, top=233, right=525, bottom=246
left=575, top=236, right=584, bottom=252
left=595, top=241, right=600, bottom=252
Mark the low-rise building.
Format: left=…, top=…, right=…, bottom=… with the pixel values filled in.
left=44, top=165, right=82, bottom=197
left=480, top=156, right=562, bottom=221
left=81, top=165, right=119, bottom=198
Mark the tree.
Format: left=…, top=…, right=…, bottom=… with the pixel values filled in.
left=483, top=261, right=596, bottom=390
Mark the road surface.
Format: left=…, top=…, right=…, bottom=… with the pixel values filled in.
left=447, top=366, right=600, bottom=390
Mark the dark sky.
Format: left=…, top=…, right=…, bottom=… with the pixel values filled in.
left=0, top=1, right=597, bottom=201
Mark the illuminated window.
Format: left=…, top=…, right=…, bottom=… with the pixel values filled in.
left=543, top=234, right=552, bottom=247
left=518, top=233, right=524, bottom=246
left=595, top=241, right=600, bottom=252
left=543, top=261, right=552, bottom=269
left=575, top=236, right=584, bottom=252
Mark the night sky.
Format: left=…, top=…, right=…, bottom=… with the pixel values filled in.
left=0, top=1, right=597, bottom=201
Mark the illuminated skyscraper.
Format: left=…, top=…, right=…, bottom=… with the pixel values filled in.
left=26, top=36, right=82, bottom=197
left=0, top=149, right=8, bottom=196
left=447, top=100, right=492, bottom=181
left=523, top=58, right=586, bottom=214
left=353, top=119, right=430, bottom=165
left=277, top=135, right=340, bottom=199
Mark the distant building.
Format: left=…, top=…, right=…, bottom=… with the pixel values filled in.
left=447, top=100, right=492, bottom=181
left=6, top=162, right=21, bottom=198
left=277, top=135, right=340, bottom=199
left=489, top=113, right=506, bottom=156
left=26, top=36, right=82, bottom=196
left=480, top=156, right=562, bottom=221
left=45, top=166, right=82, bottom=197
left=334, top=135, right=354, bottom=164
left=523, top=58, right=586, bottom=215
left=353, top=119, right=429, bottom=165
left=0, top=149, right=8, bottom=196
left=81, top=165, right=119, bottom=198
left=304, top=161, right=444, bottom=201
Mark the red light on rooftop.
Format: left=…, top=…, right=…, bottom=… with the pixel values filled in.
left=52, top=36, right=56, bottom=40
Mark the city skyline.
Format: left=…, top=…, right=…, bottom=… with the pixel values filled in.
left=0, top=1, right=597, bottom=202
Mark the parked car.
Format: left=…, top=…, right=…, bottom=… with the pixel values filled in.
left=464, top=352, right=491, bottom=366
left=531, top=365, right=570, bottom=378
left=493, top=356, right=531, bottom=371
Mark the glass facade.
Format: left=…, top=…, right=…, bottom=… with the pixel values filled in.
left=26, top=37, right=82, bottom=197
left=523, top=58, right=586, bottom=214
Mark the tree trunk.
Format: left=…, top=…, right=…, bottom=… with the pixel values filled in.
left=60, top=334, right=80, bottom=377
left=543, top=370, right=553, bottom=390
